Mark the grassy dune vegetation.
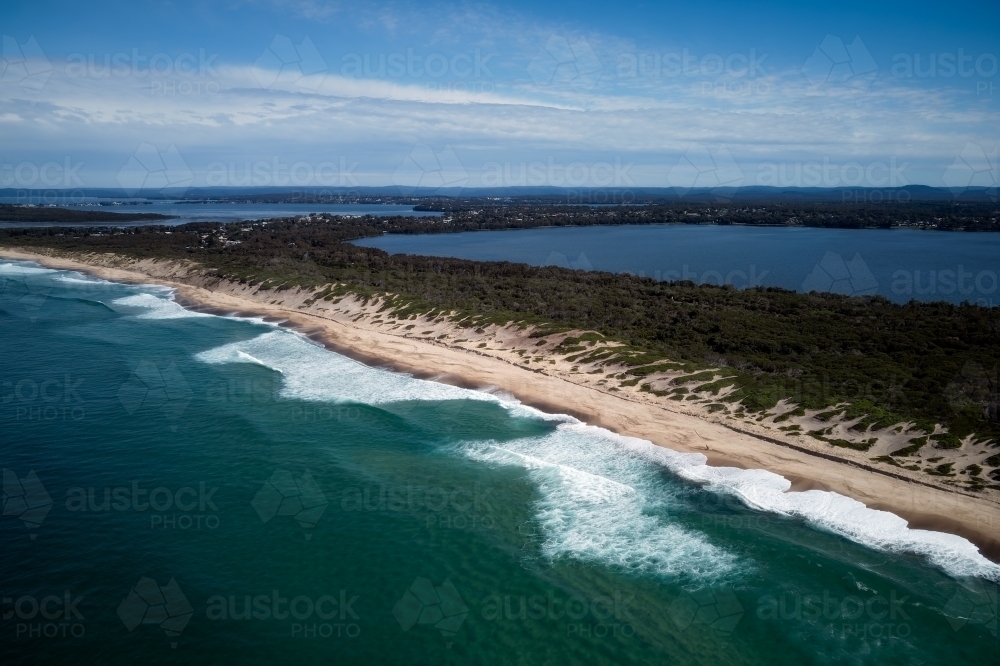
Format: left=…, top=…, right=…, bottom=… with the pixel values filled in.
left=2, top=215, right=998, bottom=470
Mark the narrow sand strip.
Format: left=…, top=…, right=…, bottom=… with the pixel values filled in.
left=3, top=247, right=998, bottom=561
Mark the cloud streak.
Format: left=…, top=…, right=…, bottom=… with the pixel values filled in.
left=2, top=1, right=997, bottom=188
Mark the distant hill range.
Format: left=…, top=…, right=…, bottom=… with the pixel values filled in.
left=1, top=185, right=996, bottom=204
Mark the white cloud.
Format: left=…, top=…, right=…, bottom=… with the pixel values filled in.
left=2, top=8, right=996, bottom=188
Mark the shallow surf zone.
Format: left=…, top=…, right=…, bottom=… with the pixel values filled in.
left=110, top=292, right=213, bottom=320
left=1, top=261, right=133, bottom=313
left=195, top=328, right=508, bottom=406
left=195, top=329, right=744, bottom=582
left=0, top=261, right=58, bottom=276
left=1, top=261, right=127, bottom=286
left=462, top=424, right=1000, bottom=584
left=458, top=427, right=746, bottom=583
left=9, top=264, right=999, bottom=585
left=53, top=272, right=116, bottom=286
left=195, top=327, right=1000, bottom=584
left=0, top=260, right=190, bottom=316
left=618, top=436, right=1000, bottom=583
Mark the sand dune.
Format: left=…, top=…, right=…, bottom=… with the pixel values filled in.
left=4, top=247, right=998, bottom=561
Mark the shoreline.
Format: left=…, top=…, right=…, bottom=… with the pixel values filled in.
left=4, top=247, right=1000, bottom=564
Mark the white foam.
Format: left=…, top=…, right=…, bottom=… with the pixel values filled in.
left=54, top=274, right=114, bottom=286
left=0, top=261, right=53, bottom=275
left=192, top=328, right=1000, bottom=582
left=193, top=331, right=740, bottom=579
left=0, top=262, right=125, bottom=292
left=460, top=425, right=743, bottom=580
left=465, top=444, right=636, bottom=504
left=617, top=437, right=1000, bottom=583
left=478, top=386, right=520, bottom=403
left=51, top=268, right=111, bottom=284
left=0, top=261, right=116, bottom=285
left=111, top=293, right=211, bottom=320
left=234, top=350, right=273, bottom=367
left=195, top=329, right=497, bottom=405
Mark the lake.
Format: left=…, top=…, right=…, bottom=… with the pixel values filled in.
left=352, top=225, right=1000, bottom=306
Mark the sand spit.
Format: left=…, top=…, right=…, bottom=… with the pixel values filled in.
left=4, top=247, right=999, bottom=560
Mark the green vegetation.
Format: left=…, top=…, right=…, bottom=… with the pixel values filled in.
left=814, top=409, right=844, bottom=422
left=0, top=204, right=172, bottom=223
left=397, top=201, right=1000, bottom=232
left=890, top=437, right=927, bottom=457
left=807, top=429, right=874, bottom=451
left=773, top=407, right=806, bottom=423
left=930, top=432, right=963, bottom=449
left=3, top=216, right=999, bottom=453
left=156, top=192, right=1000, bottom=229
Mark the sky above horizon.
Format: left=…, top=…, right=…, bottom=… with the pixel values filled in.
left=1, top=0, right=998, bottom=194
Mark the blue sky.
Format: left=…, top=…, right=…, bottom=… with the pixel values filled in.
left=1, top=0, right=998, bottom=191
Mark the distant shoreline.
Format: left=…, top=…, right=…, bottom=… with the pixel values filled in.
left=0, top=204, right=174, bottom=224
left=4, top=246, right=1000, bottom=565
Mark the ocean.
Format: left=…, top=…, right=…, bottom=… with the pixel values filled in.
left=1, top=260, right=998, bottom=664
left=351, top=225, right=1000, bottom=306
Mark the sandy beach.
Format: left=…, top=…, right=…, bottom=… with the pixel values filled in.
left=4, top=246, right=999, bottom=560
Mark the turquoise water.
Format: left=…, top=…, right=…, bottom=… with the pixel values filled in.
left=1, top=261, right=998, bottom=664
left=352, top=225, right=1000, bottom=306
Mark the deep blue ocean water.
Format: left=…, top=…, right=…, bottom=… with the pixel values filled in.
left=1, top=260, right=998, bottom=664
left=352, top=225, right=1000, bottom=306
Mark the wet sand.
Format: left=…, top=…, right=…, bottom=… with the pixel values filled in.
left=4, top=247, right=999, bottom=561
